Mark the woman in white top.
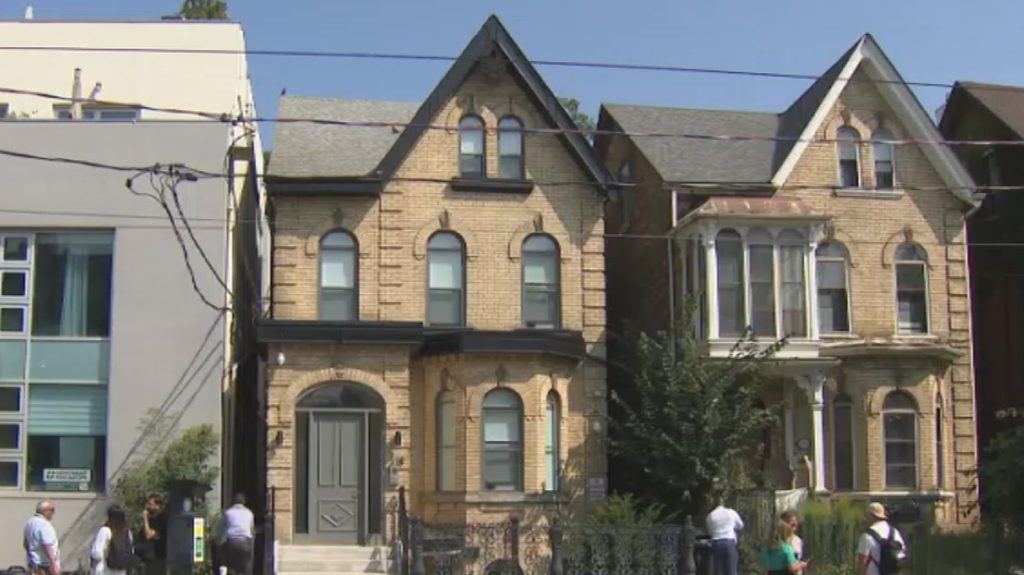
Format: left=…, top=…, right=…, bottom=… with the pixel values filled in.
left=91, top=505, right=133, bottom=575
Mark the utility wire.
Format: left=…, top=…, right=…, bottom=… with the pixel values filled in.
left=0, top=44, right=1010, bottom=93
left=2, top=85, right=1022, bottom=148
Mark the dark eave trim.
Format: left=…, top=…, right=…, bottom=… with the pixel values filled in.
left=265, top=177, right=383, bottom=196
left=421, top=328, right=586, bottom=360
left=450, top=178, right=535, bottom=194
left=258, top=320, right=424, bottom=345
left=373, top=15, right=612, bottom=195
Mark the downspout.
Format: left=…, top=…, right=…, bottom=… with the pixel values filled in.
left=70, top=68, right=83, bottom=119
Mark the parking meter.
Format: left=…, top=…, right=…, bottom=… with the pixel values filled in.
left=166, top=480, right=212, bottom=574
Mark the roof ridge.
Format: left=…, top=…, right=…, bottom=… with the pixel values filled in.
left=279, top=94, right=420, bottom=106
left=604, top=102, right=779, bottom=116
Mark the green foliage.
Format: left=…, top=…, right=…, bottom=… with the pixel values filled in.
left=563, top=495, right=673, bottom=572
left=795, top=499, right=863, bottom=574
left=558, top=97, right=596, bottom=135
left=610, top=302, right=781, bottom=516
left=111, top=409, right=220, bottom=522
left=170, top=0, right=229, bottom=20
left=973, top=417, right=1024, bottom=533
left=574, top=494, right=665, bottom=528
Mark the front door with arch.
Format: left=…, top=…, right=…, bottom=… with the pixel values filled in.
left=295, top=381, right=385, bottom=545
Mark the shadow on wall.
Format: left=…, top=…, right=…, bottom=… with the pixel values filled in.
left=54, top=313, right=227, bottom=566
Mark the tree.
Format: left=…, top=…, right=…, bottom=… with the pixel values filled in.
left=610, top=303, right=781, bottom=516
left=973, top=410, right=1024, bottom=532
left=558, top=97, right=596, bottom=136
left=168, top=0, right=229, bottom=20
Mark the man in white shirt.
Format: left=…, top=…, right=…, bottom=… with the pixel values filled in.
left=24, top=500, right=60, bottom=575
left=219, top=493, right=255, bottom=575
left=705, top=495, right=744, bottom=575
left=857, top=502, right=907, bottom=575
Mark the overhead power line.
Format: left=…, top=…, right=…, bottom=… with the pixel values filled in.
left=0, top=43, right=996, bottom=92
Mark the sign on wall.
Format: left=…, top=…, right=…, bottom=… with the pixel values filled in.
left=43, top=468, right=91, bottom=491
left=588, top=477, right=606, bottom=502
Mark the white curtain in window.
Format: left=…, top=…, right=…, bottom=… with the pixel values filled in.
left=321, top=249, right=354, bottom=288
left=429, top=251, right=462, bottom=289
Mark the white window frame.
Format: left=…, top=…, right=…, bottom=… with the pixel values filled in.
left=0, top=421, right=21, bottom=452
left=893, top=243, right=930, bottom=336
left=815, top=242, right=853, bottom=335
left=882, top=391, right=919, bottom=490
left=0, top=458, right=21, bottom=489
left=872, top=129, right=896, bottom=190
left=53, top=105, right=140, bottom=121
left=836, top=126, right=862, bottom=189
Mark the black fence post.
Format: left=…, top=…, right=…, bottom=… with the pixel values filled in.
left=411, top=517, right=426, bottom=575
left=510, top=516, right=521, bottom=562
left=549, top=518, right=565, bottom=575
left=680, top=515, right=697, bottom=575
left=398, top=487, right=409, bottom=575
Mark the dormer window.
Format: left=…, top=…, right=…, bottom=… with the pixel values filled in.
left=837, top=127, right=861, bottom=188
left=459, top=115, right=485, bottom=178
left=498, top=116, right=524, bottom=179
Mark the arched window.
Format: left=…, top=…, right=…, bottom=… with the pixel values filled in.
left=747, top=229, right=775, bottom=337
left=544, top=391, right=561, bottom=492
left=895, top=243, right=928, bottom=334
left=320, top=231, right=357, bottom=320
left=427, top=233, right=465, bottom=326
left=436, top=391, right=456, bottom=491
left=482, top=389, right=523, bottom=491
left=498, top=116, right=524, bottom=179
left=873, top=128, right=896, bottom=189
left=816, top=241, right=851, bottom=333
left=522, top=235, right=560, bottom=328
left=883, top=390, right=918, bottom=489
left=779, top=230, right=807, bottom=337
left=832, top=393, right=854, bottom=490
left=936, top=392, right=945, bottom=489
left=837, top=126, right=861, bottom=188
left=459, top=115, right=485, bottom=178
left=716, top=229, right=744, bottom=337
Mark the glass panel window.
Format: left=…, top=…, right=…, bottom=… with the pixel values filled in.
left=833, top=395, right=854, bottom=490
left=873, top=129, right=895, bottom=189
left=498, top=117, right=524, bottom=179
left=27, top=384, right=107, bottom=492
left=748, top=232, right=775, bottom=338
left=1, top=272, right=27, bottom=297
left=895, top=243, right=928, bottom=334
left=0, top=423, right=19, bottom=449
left=436, top=391, right=456, bottom=491
left=545, top=392, right=560, bottom=492
left=0, top=387, right=21, bottom=412
left=31, top=233, right=113, bottom=337
left=816, top=242, right=850, bottom=333
left=837, top=127, right=861, bottom=188
left=2, top=237, right=29, bottom=262
left=0, top=460, right=17, bottom=487
left=779, top=232, right=806, bottom=337
left=320, top=231, right=357, bottom=321
left=0, top=342, right=25, bottom=381
left=0, top=307, right=25, bottom=333
left=883, top=391, right=918, bottom=489
left=716, top=230, right=744, bottom=337
left=459, top=116, right=485, bottom=178
left=522, top=235, right=560, bottom=328
left=482, top=389, right=522, bottom=491
left=29, top=340, right=110, bottom=382
left=427, top=233, right=465, bottom=326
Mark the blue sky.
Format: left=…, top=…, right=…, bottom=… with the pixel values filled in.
left=4, top=0, right=1024, bottom=147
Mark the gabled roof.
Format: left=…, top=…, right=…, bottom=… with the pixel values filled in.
left=374, top=15, right=611, bottom=190
left=771, top=34, right=976, bottom=204
left=601, top=104, right=778, bottom=184
left=939, top=81, right=1024, bottom=140
left=267, top=96, right=418, bottom=179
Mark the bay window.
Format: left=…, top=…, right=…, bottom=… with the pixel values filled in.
left=816, top=242, right=851, bottom=333
left=716, top=230, right=744, bottom=337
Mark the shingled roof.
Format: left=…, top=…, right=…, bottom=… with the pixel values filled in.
left=940, top=81, right=1024, bottom=140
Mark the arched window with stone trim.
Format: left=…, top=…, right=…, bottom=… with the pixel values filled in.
left=816, top=241, right=851, bottom=333
left=459, top=115, right=485, bottom=178
left=320, top=230, right=358, bottom=320
left=544, top=391, right=561, bottom=492
left=837, top=126, right=862, bottom=188
left=498, top=116, right=524, bottom=179
left=883, top=390, right=918, bottom=489
left=482, top=388, right=523, bottom=491
left=522, top=234, right=560, bottom=329
left=427, top=232, right=466, bottom=326
left=832, top=393, right=854, bottom=490
left=895, top=242, right=929, bottom=334
left=436, top=390, right=457, bottom=491
left=873, top=128, right=896, bottom=189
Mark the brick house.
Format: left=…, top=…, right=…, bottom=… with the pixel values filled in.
left=597, top=35, right=979, bottom=526
left=939, top=82, right=1024, bottom=452
left=259, top=14, right=610, bottom=557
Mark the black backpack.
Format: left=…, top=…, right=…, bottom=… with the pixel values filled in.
left=105, top=530, right=138, bottom=571
left=866, top=523, right=904, bottom=575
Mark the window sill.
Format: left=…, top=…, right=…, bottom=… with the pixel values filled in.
left=450, top=178, right=535, bottom=194
left=833, top=189, right=905, bottom=200
left=820, top=333, right=860, bottom=340
left=424, top=491, right=568, bottom=504
left=894, top=333, right=940, bottom=341
left=0, top=490, right=102, bottom=500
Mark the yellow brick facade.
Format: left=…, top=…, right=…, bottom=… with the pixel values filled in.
left=265, top=61, right=607, bottom=543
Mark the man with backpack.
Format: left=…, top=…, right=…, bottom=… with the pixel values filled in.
left=857, top=502, right=907, bottom=575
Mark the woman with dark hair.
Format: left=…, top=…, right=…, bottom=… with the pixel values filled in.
left=91, top=505, right=136, bottom=575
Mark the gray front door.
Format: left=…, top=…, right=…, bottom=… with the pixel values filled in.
left=308, top=412, right=364, bottom=543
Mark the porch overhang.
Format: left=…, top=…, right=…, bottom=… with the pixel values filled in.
left=257, top=320, right=424, bottom=345
left=821, top=338, right=963, bottom=362
left=420, top=328, right=586, bottom=360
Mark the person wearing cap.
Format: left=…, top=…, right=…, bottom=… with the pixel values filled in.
left=856, top=502, right=907, bottom=575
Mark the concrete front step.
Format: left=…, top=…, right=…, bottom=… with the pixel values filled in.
left=278, top=545, right=390, bottom=574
